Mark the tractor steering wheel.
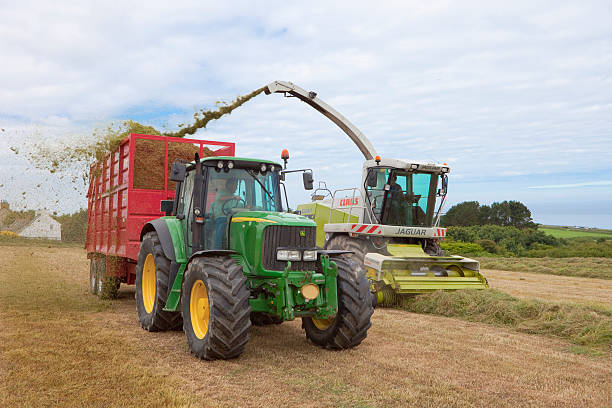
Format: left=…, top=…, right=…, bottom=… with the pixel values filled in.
left=221, top=197, right=247, bottom=216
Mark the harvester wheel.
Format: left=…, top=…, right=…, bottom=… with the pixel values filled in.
left=181, top=256, right=251, bottom=360
left=302, top=257, right=373, bottom=349
left=89, top=258, right=98, bottom=295
left=250, top=312, right=283, bottom=326
left=136, top=231, right=183, bottom=331
left=326, top=234, right=369, bottom=265
left=326, top=235, right=378, bottom=307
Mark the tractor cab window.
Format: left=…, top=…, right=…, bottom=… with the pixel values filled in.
left=204, top=167, right=281, bottom=249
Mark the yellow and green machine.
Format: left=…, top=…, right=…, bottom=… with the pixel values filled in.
left=266, top=81, right=488, bottom=305
left=136, top=156, right=373, bottom=360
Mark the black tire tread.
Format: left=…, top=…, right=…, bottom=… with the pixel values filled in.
left=303, top=257, right=373, bottom=349
left=182, top=256, right=251, bottom=360
left=136, top=231, right=183, bottom=331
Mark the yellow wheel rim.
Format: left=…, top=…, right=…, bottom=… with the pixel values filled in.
left=142, top=254, right=156, bottom=313
left=190, top=279, right=210, bottom=339
left=312, top=317, right=334, bottom=330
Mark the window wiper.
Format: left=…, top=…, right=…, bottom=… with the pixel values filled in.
left=247, top=170, right=275, bottom=201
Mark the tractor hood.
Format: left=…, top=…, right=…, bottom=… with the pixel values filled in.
left=230, top=211, right=316, bottom=227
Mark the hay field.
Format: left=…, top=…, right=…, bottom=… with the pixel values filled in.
left=1, top=245, right=611, bottom=407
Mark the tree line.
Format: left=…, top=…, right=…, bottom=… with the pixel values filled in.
left=441, top=200, right=536, bottom=228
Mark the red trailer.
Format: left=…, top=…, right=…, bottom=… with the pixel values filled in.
left=86, top=133, right=235, bottom=297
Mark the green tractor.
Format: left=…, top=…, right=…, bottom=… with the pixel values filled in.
left=136, top=154, right=373, bottom=360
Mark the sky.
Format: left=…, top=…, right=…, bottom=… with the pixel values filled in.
left=1, top=1, right=611, bottom=228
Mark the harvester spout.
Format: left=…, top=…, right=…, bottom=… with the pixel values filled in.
left=265, top=80, right=378, bottom=160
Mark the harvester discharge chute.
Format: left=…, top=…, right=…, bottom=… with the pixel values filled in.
left=266, top=81, right=488, bottom=306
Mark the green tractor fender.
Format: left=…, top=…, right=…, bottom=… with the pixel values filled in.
left=140, top=218, right=177, bottom=263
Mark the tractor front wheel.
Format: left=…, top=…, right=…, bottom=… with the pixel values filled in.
left=302, top=257, right=373, bottom=349
left=181, top=256, right=251, bottom=360
left=135, top=231, right=183, bottom=331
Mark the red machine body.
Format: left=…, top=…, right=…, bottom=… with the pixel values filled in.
left=85, top=133, right=235, bottom=284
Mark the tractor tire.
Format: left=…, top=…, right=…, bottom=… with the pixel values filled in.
left=89, top=258, right=99, bottom=295
left=136, top=231, right=183, bottom=331
left=326, top=235, right=378, bottom=308
left=302, top=257, right=373, bottom=349
left=181, top=256, right=251, bottom=360
left=250, top=312, right=283, bottom=326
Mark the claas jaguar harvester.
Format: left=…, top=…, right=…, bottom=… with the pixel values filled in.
left=137, top=153, right=372, bottom=360
left=265, top=81, right=488, bottom=306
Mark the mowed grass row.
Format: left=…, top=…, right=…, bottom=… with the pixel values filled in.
left=401, top=289, right=612, bottom=355
left=477, top=257, right=612, bottom=280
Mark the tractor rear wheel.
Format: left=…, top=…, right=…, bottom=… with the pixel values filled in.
left=136, top=231, right=183, bottom=331
left=302, top=257, right=373, bottom=349
left=181, top=256, right=251, bottom=360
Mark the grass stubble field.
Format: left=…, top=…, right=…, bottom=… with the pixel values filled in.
left=1, top=245, right=611, bottom=407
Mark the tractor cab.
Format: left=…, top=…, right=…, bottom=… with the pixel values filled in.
left=362, top=158, right=449, bottom=227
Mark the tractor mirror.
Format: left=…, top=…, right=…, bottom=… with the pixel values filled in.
left=441, top=174, right=448, bottom=194
left=303, top=172, right=314, bottom=190
left=170, top=161, right=186, bottom=182
left=366, top=171, right=377, bottom=187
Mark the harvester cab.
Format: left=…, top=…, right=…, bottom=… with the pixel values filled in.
left=266, top=80, right=488, bottom=306
left=136, top=154, right=373, bottom=360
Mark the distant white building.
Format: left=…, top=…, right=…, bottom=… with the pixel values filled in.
left=19, top=210, right=62, bottom=240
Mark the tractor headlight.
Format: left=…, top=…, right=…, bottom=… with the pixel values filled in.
left=302, top=250, right=317, bottom=261
left=260, top=163, right=267, bottom=172
left=277, top=249, right=301, bottom=261
left=227, top=161, right=234, bottom=169
left=217, top=160, right=224, bottom=169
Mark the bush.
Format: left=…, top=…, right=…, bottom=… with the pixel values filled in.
left=441, top=241, right=487, bottom=257
left=446, top=225, right=564, bottom=256
left=475, top=239, right=500, bottom=254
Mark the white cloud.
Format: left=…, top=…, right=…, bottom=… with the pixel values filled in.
left=529, top=181, right=612, bottom=189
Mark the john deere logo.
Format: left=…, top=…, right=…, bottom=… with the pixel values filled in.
left=299, top=230, right=306, bottom=237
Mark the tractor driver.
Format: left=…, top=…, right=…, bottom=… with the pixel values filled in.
left=211, top=177, right=243, bottom=248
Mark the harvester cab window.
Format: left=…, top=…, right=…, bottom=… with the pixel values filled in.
left=365, top=168, right=437, bottom=227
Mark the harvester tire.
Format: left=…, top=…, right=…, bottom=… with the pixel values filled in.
left=181, top=256, right=251, bottom=360
left=326, top=234, right=369, bottom=265
left=326, top=235, right=378, bottom=307
left=302, top=257, right=373, bottom=349
left=250, top=312, right=283, bottom=326
left=136, top=231, right=183, bottom=331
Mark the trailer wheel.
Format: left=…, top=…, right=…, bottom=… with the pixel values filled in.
left=302, top=257, right=373, bottom=349
left=89, top=258, right=98, bottom=295
left=136, top=231, right=183, bottom=331
left=250, top=312, right=283, bottom=326
left=181, top=256, right=251, bottom=360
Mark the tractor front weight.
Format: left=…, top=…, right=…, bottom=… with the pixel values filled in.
left=246, top=255, right=338, bottom=321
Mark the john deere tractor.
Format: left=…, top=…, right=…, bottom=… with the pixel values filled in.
left=136, top=155, right=372, bottom=360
